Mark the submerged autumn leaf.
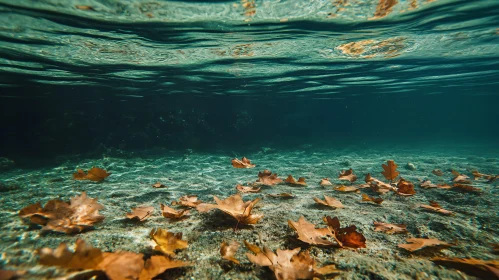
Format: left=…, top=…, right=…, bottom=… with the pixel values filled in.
left=365, top=173, right=396, bottom=194
left=19, top=192, right=104, bottom=234
left=196, top=193, right=263, bottom=226
left=452, top=171, right=471, bottom=184
left=396, top=178, right=416, bottom=196
left=334, top=185, right=359, bottom=193
left=267, top=193, right=295, bottom=199
left=398, top=238, right=452, bottom=252
left=381, top=160, right=399, bottom=181
left=313, top=195, right=344, bottom=209
left=373, top=222, right=408, bottom=234
left=420, top=180, right=437, bottom=189
left=236, top=184, right=261, bottom=193
left=256, top=170, right=284, bottom=186
left=220, top=241, right=240, bottom=264
left=339, top=168, right=357, bottom=183
left=152, top=182, right=167, bottom=188
left=432, top=169, right=444, bottom=176
left=431, top=257, right=499, bottom=280
left=172, top=195, right=202, bottom=208
left=232, top=157, right=256, bottom=168
left=319, top=178, right=333, bottom=187
left=452, top=183, right=482, bottom=193
left=361, top=193, right=383, bottom=205
left=288, top=216, right=335, bottom=246
left=324, top=216, right=366, bottom=249
left=285, top=175, right=307, bottom=186
left=420, top=201, right=455, bottom=216
left=160, top=204, right=190, bottom=219
left=73, top=167, right=111, bottom=182
left=126, top=205, right=154, bottom=221
left=244, top=241, right=341, bottom=280
left=150, top=228, right=188, bottom=256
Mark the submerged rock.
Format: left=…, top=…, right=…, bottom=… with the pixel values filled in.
left=406, top=162, right=417, bottom=171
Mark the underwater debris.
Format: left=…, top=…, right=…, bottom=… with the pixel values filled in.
left=236, top=184, right=261, bottom=193
left=319, top=178, right=333, bottom=186
left=172, top=195, right=203, bottom=208
left=126, top=205, right=154, bottom=221
left=361, top=193, right=384, bottom=205
left=73, top=167, right=111, bottom=182
left=431, top=257, right=499, bottom=280
left=37, top=239, right=190, bottom=280
left=313, top=195, right=344, bottom=209
left=432, top=169, right=444, bottom=176
left=398, top=238, right=452, bottom=252
left=396, top=178, right=416, bottom=196
left=152, top=182, right=167, bottom=188
left=220, top=241, right=240, bottom=264
left=323, top=216, right=367, bottom=249
left=267, top=193, right=295, bottom=199
left=373, top=222, right=408, bottom=234
left=338, top=168, right=357, bottom=183
left=231, top=157, right=256, bottom=168
left=150, top=228, right=188, bottom=256
left=472, top=170, right=498, bottom=182
left=420, top=201, right=455, bottom=216
left=256, top=170, right=283, bottom=186
left=18, top=192, right=104, bottom=234
left=244, top=241, right=341, bottom=280
left=334, top=185, right=359, bottom=192
left=288, top=216, right=336, bottom=246
left=381, top=160, right=400, bottom=181
left=285, top=175, right=307, bottom=186
left=160, top=204, right=189, bottom=220
left=196, top=193, right=263, bottom=227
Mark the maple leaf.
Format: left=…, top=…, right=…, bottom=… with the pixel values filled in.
left=236, top=184, right=261, bottom=193
left=150, top=228, right=188, bottom=256
left=431, top=257, right=499, bottom=280
left=373, top=222, right=407, bottom=234
left=196, top=193, right=263, bottom=228
left=126, top=205, right=154, bottom=221
left=244, top=241, right=341, bottom=280
left=396, top=178, right=416, bottom=196
left=256, top=170, right=283, bottom=186
left=313, top=195, right=344, bottom=209
left=361, top=193, right=383, bottom=205
left=398, top=238, right=452, bottom=252
left=338, top=168, right=357, bottom=183
left=72, top=167, right=111, bottom=182
left=323, top=216, right=366, bottom=249
left=19, top=192, right=104, bottom=234
left=319, top=178, right=333, bottom=186
left=171, top=195, right=202, bottom=208
left=285, top=175, right=307, bottom=186
left=288, top=216, right=336, bottom=246
left=160, top=204, right=189, bottom=219
left=381, top=160, right=399, bottom=181
left=232, top=157, right=256, bottom=168
left=220, top=241, right=240, bottom=264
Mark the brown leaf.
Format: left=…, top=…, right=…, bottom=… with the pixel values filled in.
left=429, top=200, right=441, bottom=208
left=288, top=216, right=336, bottom=246
left=361, top=193, right=383, bottom=205
left=452, top=183, right=482, bottom=193
left=420, top=204, right=455, bottom=216
left=398, top=238, right=452, bottom=252
left=334, top=185, right=359, bottom=192
left=323, top=216, right=366, bottom=249
left=244, top=241, right=341, bottom=280
left=75, top=5, right=95, bottom=11
left=232, top=157, right=256, bottom=168
left=256, top=170, right=283, bottom=186
left=373, top=222, right=408, bottom=234
left=381, top=160, right=400, bottom=181
left=452, top=171, right=471, bottom=184
left=365, top=173, right=396, bottom=194
left=432, top=169, right=444, bottom=176
left=73, top=167, right=111, bottom=182
left=0, top=269, right=25, bottom=280
left=171, top=195, right=202, bottom=208
left=220, top=241, right=240, bottom=264
left=285, top=175, right=307, bottom=186
left=396, top=178, right=416, bottom=196
left=267, top=193, right=295, bottom=199
left=160, top=204, right=189, bottom=219
left=420, top=180, right=437, bottom=189
left=126, top=205, right=154, bottom=221
left=152, top=182, right=167, bottom=188
left=150, top=228, right=188, bottom=256
left=313, top=195, right=344, bottom=209
left=139, top=255, right=191, bottom=280
left=19, top=192, right=105, bottom=234
left=431, top=257, right=499, bottom=280
left=319, top=178, right=333, bottom=186
left=437, top=183, right=453, bottom=189
left=236, top=184, right=261, bottom=193
left=196, top=193, right=263, bottom=226
left=339, top=168, right=357, bottom=183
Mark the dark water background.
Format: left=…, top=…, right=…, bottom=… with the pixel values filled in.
left=1, top=0, right=498, bottom=163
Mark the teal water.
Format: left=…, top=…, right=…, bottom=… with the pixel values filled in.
left=0, top=0, right=498, bottom=279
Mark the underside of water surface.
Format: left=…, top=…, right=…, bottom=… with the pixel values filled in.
left=0, top=0, right=498, bottom=280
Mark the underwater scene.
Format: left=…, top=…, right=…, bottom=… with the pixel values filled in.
left=1, top=0, right=499, bottom=279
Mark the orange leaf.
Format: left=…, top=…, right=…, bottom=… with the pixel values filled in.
left=152, top=182, right=167, bottom=188
left=381, top=160, right=399, bottom=181
left=313, top=195, right=344, bottom=209
left=139, top=255, right=191, bottom=280
left=285, top=175, right=307, bottom=186
left=171, top=195, right=202, bottom=208
left=288, top=216, right=336, bottom=246
left=361, top=193, right=383, bottom=204
left=196, top=194, right=263, bottom=226
left=126, top=205, right=154, bottom=221
left=334, top=185, right=359, bottom=192
left=160, top=204, right=189, bottom=219
left=319, top=178, right=333, bottom=186
left=338, top=168, right=357, bottom=183
left=398, top=238, right=452, bottom=252
left=256, top=170, right=283, bottom=186
left=431, top=257, right=499, bottom=280
left=373, top=222, right=407, bottom=234
left=420, top=204, right=455, bottom=216
left=220, top=241, right=240, bottom=264
left=72, top=167, right=111, bottom=182
left=396, top=178, right=416, bottom=196
left=150, top=228, right=188, bottom=256
left=323, top=216, right=366, bottom=249
left=236, top=184, right=261, bottom=193
left=432, top=169, right=444, bottom=176
left=231, top=157, right=256, bottom=168
left=452, top=183, right=482, bottom=193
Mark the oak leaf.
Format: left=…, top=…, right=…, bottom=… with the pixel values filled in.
left=160, top=204, right=189, bottom=219
left=72, top=167, right=111, bottom=182
left=323, top=216, right=366, bottom=249
left=398, top=238, right=452, bottom=252
left=313, top=195, right=344, bottom=209
left=171, top=195, right=202, bottom=208
left=319, top=178, right=333, bottom=187
left=431, top=257, right=499, bottom=280
left=334, top=185, right=359, bottom=192
left=256, top=170, right=283, bottom=186
left=396, top=178, right=416, bottom=196
left=236, top=184, right=261, bottom=193
left=373, top=222, right=408, bottom=234
left=220, top=241, right=240, bottom=264
left=381, top=160, right=399, bottom=181
left=196, top=193, right=263, bottom=226
left=361, top=193, right=383, bottom=205
left=339, top=168, right=357, bottom=183
left=19, top=192, right=104, bottom=234
left=285, top=175, right=307, bottom=186
left=288, top=216, right=335, bottom=246
left=126, top=205, right=154, bottom=221
left=150, top=228, right=188, bottom=256
left=244, top=241, right=341, bottom=280
left=232, top=157, right=256, bottom=168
